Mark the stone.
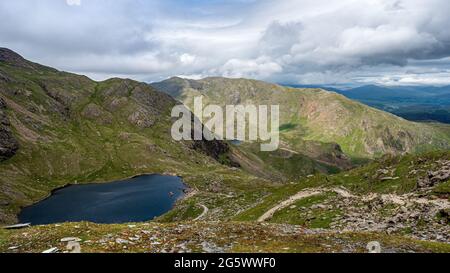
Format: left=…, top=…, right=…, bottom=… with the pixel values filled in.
left=201, top=241, right=224, bottom=253
left=61, top=237, right=82, bottom=243
left=400, top=206, right=408, bottom=214
left=42, top=247, right=58, bottom=254
left=3, top=223, right=31, bottom=230
left=377, top=169, right=390, bottom=175
left=380, top=177, right=399, bottom=181
left=66, top=241, right=81, bottom=253
left=115, top=238, right=130, bottom=244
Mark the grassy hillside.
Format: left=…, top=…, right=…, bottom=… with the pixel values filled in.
left=0, top=48, right=272, bottom=224
left=153, top=77, right=450, bottom=161
left=234, top=151, right=449, bottom=242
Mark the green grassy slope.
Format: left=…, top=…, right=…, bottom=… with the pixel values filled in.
left=235, top=150, right=450, bottom=222
left=0, top=49, right=271, bottom=224
left=152, top=77, right=450, bottom=161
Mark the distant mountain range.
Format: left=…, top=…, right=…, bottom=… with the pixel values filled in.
left=287, top=84, right=450, bottom=124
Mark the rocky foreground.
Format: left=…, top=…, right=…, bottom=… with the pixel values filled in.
left=1, top=222, right=449, bottom=253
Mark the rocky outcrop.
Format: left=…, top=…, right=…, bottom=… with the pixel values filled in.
left=0, top=48, right=33, bottom=69
left=0, top=47, right=56, bottom=72
left=36, top=81, right=73, bottom=119
left=193, top=139, right=232, bottom=162
left=417, top=160, right=450, bottom=188
left=0, top=98, right=19, bottom=161
left=314, top=143, right=352, bottom=170
left=97, top=80, right=175, bottom=129
left=0, top=70, right=12, bottom=83
left=127, top=107, right=156, bottom=128
left=81, top=103, right=113, bottom=125
left=131, top=84, right=174, bottom=111
left=190, top=124, right=239, bottom=167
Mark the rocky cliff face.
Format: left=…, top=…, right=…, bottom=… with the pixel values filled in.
left=0, top=97, right=18, bottom=161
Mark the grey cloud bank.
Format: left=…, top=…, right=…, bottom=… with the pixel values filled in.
left=0, top=0, right=449, bottom=86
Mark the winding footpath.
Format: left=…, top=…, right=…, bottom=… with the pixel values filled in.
left=257, top=189, right=322, bottom=222
left=193, top=204, right=209, bottom=221
left=257, top=187, right=450, bottom=222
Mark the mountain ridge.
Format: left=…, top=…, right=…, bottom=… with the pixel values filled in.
left=152, top=77, right=450, bottom=160
left=303, top=84, right=450, bottom=124
left=0, top=48, right=265, bottom=224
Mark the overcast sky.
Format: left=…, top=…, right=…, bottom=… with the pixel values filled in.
left=1, top=0, right=450, bottom=86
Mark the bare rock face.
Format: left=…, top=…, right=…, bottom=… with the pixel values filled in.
left=190, top=123, right=239, bottom=167
left=0, top=98, right=19, bottom=161
left=417, top=161, right=450, bottom=188
left=128, top=108, right=156, bottom=128
left=192, top=138, right=230, bottom=161
left=0, top=70, right=12, bottom=83
left=81, top=103, right=113, bottom=125
left=0, top=48, right=32, bottom=68
left=0, top=47, right=53, bottom=72
left=315, top=143, right=352, bottom=170
left=131, top=84, right=174, bottom=112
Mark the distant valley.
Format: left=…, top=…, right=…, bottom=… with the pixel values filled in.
left=288, top=84, right=450, bottom=124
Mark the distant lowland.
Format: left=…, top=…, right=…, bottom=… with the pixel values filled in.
left=286, top=84, right=450, bottom=124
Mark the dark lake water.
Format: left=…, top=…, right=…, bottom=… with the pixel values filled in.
left=18, top=175, right=187, bottom=225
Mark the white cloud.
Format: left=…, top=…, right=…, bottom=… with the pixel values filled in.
left=0, top=0, right=450, bottom=85
left=219, top=57, right=283, bottom=79
left=66, top=0, right=81, bottom=6
left=370, top=72, right=450, bottom=86
left=179, top=53, right=196, bottom=66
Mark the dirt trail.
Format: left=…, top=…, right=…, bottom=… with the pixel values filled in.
left=257, top=190, right=322, bottom=222
left=193, top=204, right=209, bottom=221
left=258, top=187, right=450, bottom=222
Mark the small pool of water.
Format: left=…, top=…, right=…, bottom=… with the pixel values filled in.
left=230, top=139, right=243, bottom=146
left=18, top=175, right=187, bottom=225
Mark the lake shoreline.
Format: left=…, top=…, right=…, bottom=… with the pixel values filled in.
left=16, top=173, right=191, bottom=225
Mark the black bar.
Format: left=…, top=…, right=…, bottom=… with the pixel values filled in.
left=0, top=253, right=446, bottom=273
